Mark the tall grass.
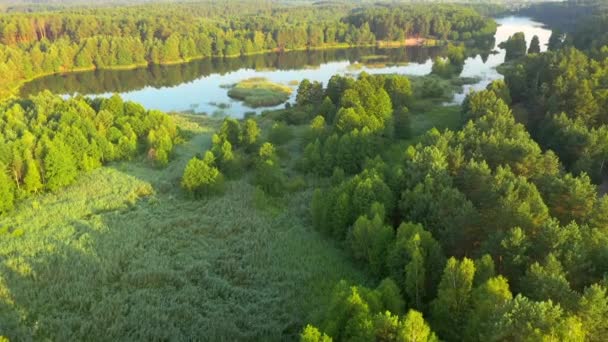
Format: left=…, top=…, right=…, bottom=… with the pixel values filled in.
left=228, top=77, right=292, bottom=107
left=0, top=114, right=366, bottom=341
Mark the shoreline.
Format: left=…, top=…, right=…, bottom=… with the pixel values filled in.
left=4, top=38, right=451, bottom=99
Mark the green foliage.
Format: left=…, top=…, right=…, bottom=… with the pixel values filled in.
left=181, top=152, right=224, bottom=198
left=499, top=32, right=527, bottom=61
left=528, top=35, right=541, bottom=54
left=0, top=163, right=15, bottom=213
left=219, top=118, right=242, bottom=148
left=254, top=142, right=285, bottom=196
left=43, top=139, right=78, bottom=191
left=296, top=79, right=324, bottom=107
left=492, top=295, right=585, bottom=341
left=300, top=325, right=333, bottom=342
left=349, top=212, right=394, bottom=276
left=464, top=276, right=513, bottom=341
left=473, top=254, right=496, bottom=287
left=486, top=79, right=512, bottom=105
left=387, top=222, right=444, bottom=310
left=383, top=75, right=412, bottom=109
left=268, top=122, right=293, bottom=146
left=242, top=119, right=260, bottom=148
left=431, top=45, right=465, bottom=78
left=578, top=284, right=608, bottom=342
left=521, top=254, right=579, bottom=309
left=393, top=107, right=412, bottom=140
left=320, top=280, right=436, bottom=342
left=430, top=257, right=475, bottom=341
left=0, top=92, right=177, bottom=212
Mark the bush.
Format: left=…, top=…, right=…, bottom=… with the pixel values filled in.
left=268, top=122, right=293, bottom=145
left=254, top=142, right=285, bottom=196
left=285, top=108, right=313, bottom=125
left=181, top=153, right=225, bottom=198
left=254, top=159, right=285, bottom=196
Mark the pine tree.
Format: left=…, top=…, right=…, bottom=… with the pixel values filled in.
left=578, top=284, right=608, bottom=342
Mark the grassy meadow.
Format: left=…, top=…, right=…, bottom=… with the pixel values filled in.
left=0, top=114, right=367, bottom=341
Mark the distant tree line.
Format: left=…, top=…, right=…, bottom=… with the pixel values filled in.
left=20, top=46, right=444, bottom=97
left=0, top=2, right=496, bottom=96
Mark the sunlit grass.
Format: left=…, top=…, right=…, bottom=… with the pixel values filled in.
left=227, top=77, right=293, bottom=107
left=0, top=114, right=366, bottom=341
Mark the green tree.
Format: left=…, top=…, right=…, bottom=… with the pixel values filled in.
left=499, top=32, right=527, bottom=61
left=492, top=295, right=585, bottom=341
left=473, top=255, right=496, bottom=287
left=44, top=140, right=78, bottom=191
left=394, top=107, right=411, bottom=139
left=465, top=276, right=513, bottom=341
left=384, top=75, right=412, bottom=109
left=398, top=310, right=436, bottom=342
left=219, top=118, right=242, bottom=147
left=578, top=284, right=608, bottom=342
left=255, top=143, right=284, bottom=196
left=297, top=79, right=324, bottom=107
left=300, top=325, right=332, bottom=342
left=528, top=35, right=541, bottom=54
left=23, top=156, right=42, bottom=194
left=349, top=212, right=394, bottom=276
left=181, top=152, right=224, bottom=198
left=430, top=257, right=475, bottom=341
left=521, top=254, right=578, bottom=310
left=0, top=163, right=15, bottom=213
left=548, top=29, right=564, bottom=51
left=242, top=119, right=260, bottom=148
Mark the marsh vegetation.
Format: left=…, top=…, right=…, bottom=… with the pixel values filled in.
left=227, top=77, right=293, bottom=107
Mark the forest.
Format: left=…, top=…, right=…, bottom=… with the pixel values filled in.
left=2, top=0, right=608, bottom=341
left=0, top=1, right=495, bottom=97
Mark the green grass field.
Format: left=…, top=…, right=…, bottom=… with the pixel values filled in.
left=0, top=114, right=367, bottom=341
left=227, top=77, right=293, bottom=108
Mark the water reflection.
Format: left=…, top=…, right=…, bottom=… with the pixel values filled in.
left=20, top=16, right=551, bottom=117
left=455, top=16, right=552, bottom=103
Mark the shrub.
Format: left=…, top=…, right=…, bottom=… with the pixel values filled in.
left=268, top=122, right=293, bottom=145
left=181, top=153, right=225, bottom=198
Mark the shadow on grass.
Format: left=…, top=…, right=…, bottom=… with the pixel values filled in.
left=0, top=114, right=367, bottom=341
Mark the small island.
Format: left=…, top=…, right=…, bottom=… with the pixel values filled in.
left=227, top=77, right=293, bottom=107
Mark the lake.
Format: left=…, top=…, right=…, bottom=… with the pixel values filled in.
left=20, top=16, right=551, bottom=117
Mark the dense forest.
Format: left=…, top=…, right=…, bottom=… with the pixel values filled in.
left=2, top=1, right=608, bottom=341
left=0, top=1, right=495, bottom=97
